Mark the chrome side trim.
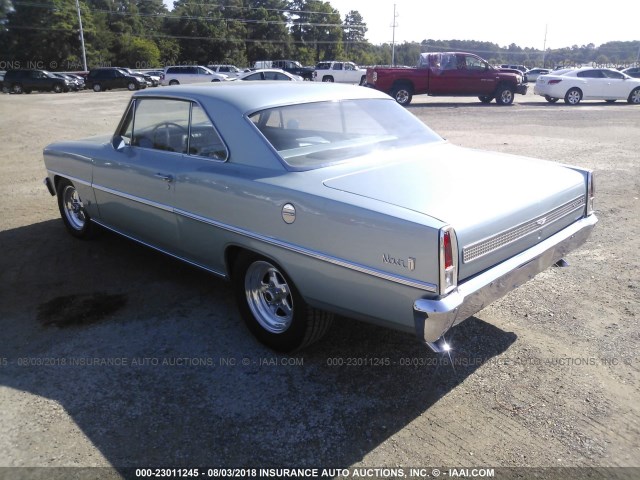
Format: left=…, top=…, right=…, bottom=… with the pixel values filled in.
left=92, top=183, right=174, bottom=213
left=90, top=219, right=227, bottom=279
left=46, top=169, right=92, bottom=188
left=87, top=182, right=438, bottom=293
left=176, top=208, right=438, bottom=293
left=463, top=196, right=586, bottom=264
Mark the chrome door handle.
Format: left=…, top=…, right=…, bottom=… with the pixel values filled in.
left=155, top=173, right=173, bottom=183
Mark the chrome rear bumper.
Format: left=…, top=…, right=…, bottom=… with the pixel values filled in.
left=414, top=214, right=597, bottom=352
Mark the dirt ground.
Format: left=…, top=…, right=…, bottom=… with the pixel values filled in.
left=0, top=88, right=639, bottom=477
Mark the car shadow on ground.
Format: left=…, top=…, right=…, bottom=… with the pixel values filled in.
left=0, top=220, right=516, bottom=471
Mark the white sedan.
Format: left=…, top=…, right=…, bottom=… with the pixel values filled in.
left=235, top=69, right=303, bottom=81
left=534, top=67, right=640, bottom=105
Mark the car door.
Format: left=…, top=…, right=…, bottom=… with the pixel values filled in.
left=459, top=54, right=496, bottom=95
left=602, top=69, right=631, bottom=98
left=427, top=53, right=468, bottom=95
left=575, top=70, right=606, bottom=99
left=92, top=98, right=191, bottom=252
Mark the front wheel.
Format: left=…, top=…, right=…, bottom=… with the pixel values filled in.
left=494, top=85, right=514, bottom=105
left=53, top=84, right=63, bottom=93
left=322, top=75, right=334, bottom=82
left=169, top=80, right=179, bottom=86
left=628, top=87, right=640, bottom=104
left=56, top=179, right=94, bottom=239
left=544, top=95, right=559, bottom=103
left=232, top=253, right=333, bottom=352
left=127, top=82, right=137, bottom=91
left=390, top=84, right=413, bottom=106
left=12, top=83, right=23, bottom=94
left=93, top=83, right=102, bottom=92
left=478, top=95, right=493, bottom=104
left=564, top=87, right=582, bottom=105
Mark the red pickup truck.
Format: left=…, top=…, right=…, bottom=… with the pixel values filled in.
left=366, top=52, right=528, bottom=106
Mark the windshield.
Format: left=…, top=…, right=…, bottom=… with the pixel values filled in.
left=249, top=99, right=442, bottom=169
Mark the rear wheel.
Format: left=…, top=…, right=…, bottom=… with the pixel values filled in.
left=53, top=84, right=63, bottom=93
left=127, top=82, right=137, bottom=91
left=478, top=95, right=493, bottom=104
left=544, top=95, right=559, bottom=103
left=390, top=84, right=413, bottom=106
left=12, top=83, right=23, bottom=94
left=564, top=87, right=582, bottom=105
left=322, top=75, right=334, bottom=82
left=494, top=85, right=515, bottom=105
left=628, top=87, right=640, bottom=104
left=56, top=179, right=94, bottom=239
left=232, top=252, right=333, bottom=352
left=169, top=80, right=179, bottom=86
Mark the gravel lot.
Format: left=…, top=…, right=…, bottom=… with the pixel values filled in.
left=0, top=88, right=638, bottom=477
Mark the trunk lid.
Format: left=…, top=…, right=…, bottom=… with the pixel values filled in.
left=323, top=143, right=587, bottom=280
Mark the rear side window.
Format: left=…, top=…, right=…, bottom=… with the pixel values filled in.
left=577, top=70, right=605, bottom=78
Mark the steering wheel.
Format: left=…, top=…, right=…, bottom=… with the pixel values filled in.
left=151, top=122, right=187, bottom=151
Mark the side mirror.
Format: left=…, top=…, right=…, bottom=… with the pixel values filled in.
left=112, top=135, right=128, bottom=151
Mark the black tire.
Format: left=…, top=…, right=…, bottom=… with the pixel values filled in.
left=478, top=95, right=493, bottom=104
left=93, top=83, right=102, bottom=92
left=359, top=75, right=366, bottom=86
left=53, top=84, right=63, bottom=93
left=127, top=82, right=137, bottom=91
left=544, top=95, right=559, bottom=103
left=232, top=252, right=333, bottom=352
left=12, top=83, right=23, bottom=94
left=390, top=83, right=413, bottom=106
left=56, top=178, right=94, bottom=239
left=564, top=87, right=582, bottom=105
left=494, top=84, right=515, bottom=105
left=169, top=80, right=179, bottom=86
left=628, top=87, right=640, bottom=104
left=322, top=75, right=334, bottom=82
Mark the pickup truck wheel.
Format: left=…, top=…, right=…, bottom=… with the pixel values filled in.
left=478, top=95, right=493, bottom=104
left=56, top=179, right=94, bottom=239
left=233, top=253, right=333, bottom=352
left=495, top=85, right=514, bottom=105
left=628, top=87, right=640, bottom=104
left=322, top=75, right=334, bottom=82
left=544, top=95, right=559, bottom=103
left=391, top=85, right=413, bottom=106
left=564, top=88, right=582, bottom=105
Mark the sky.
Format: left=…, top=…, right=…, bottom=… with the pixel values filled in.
left=331, top=0, right=639, bottom=49
left=162, top=0, right=639, bottom=51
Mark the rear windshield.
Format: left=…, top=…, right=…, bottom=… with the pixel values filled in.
left=248, top=99, right=442, bottom=170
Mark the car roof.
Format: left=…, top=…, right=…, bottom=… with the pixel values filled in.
left=132, top=82, right=390, bottom=114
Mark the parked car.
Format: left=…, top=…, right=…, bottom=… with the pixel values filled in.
left=161, top=66, right=227, bottom=85
left=313, top=61, right=367, bottom=84
left=43, top=82, right=597, bottom=353
left=117, top=68, right=155, bottom=87
left=208, top=64, right=243, bottom=78
left=534, top=67, right=640, bottom=104
left=524, top=68, right=550, bottom=82
left=253, top=60, right=315, bottom=81
left=2, top=69, right=72, bottom=93
left=235, top=69, right=303, bottom=81
left=86, top=68, right=147, bottom=92
left=52, top=73, right=82, bottom=91
left=65, top=73, right=86, bottom=89
left=621, top=66, right=640, bottom=78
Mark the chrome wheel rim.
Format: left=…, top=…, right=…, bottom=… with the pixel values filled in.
left=13, top=84, right=22, bottom=94
left=567, top=90, right=580, bottom=104
left=62, top=185, right=86, bottom=231
left=396, top=89, right=409, bottom=104
left=128, top=82, right=136, bottom=91
left=500, top=90, right=513, bottom=104
left=245, top=261, right=293, bottom=334
left=631, top=89, right=640, bottom=104
left=93, top=84, right=101, bottom=92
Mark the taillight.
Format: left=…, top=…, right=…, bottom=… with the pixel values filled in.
left=439, top=226, right=458, bottom=295
left=548, top=79, right=562, bottom=85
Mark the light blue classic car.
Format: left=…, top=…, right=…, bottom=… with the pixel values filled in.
left=43, top=83, right=597, bottom=352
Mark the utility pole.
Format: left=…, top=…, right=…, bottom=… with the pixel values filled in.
left=391, top=4, right=398, bottom=66
left=542, top=24, right=548, bottom=68
left=75, top=0, right=88, bottom=72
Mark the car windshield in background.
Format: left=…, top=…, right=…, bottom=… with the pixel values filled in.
left=248, top=99, right=442, bottom=169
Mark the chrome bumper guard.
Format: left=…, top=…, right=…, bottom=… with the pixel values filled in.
left=414, top=214, right=597, bottom=352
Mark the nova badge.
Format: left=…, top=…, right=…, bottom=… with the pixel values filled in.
left=383, top=254, right=416, bottom=271
left=536, top=217, right=547, bottom=226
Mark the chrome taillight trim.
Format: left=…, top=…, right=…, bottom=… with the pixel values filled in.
left=439, top=225, right=458, bottom=296
left=587, top=170, right=595, bottom=216
left=462, top=195, right=586, bottom=264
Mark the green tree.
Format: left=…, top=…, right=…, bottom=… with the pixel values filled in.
left=290, top=0, right=343, bottom=62
left=244, top=0, right=292, bottom=64
left=342, top=10, right=366, bottom=60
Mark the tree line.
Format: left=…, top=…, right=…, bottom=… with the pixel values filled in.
left=1, top=0, right=638, bottom=71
